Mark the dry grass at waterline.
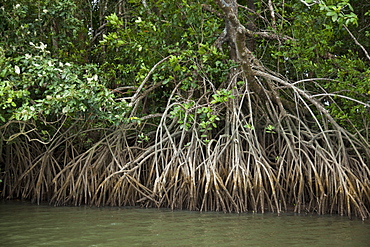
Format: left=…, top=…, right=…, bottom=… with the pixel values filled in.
left=2, top=70, right=369, bottom=220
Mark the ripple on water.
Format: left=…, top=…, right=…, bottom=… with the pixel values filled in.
left=0, top=201, right=369, bottom=247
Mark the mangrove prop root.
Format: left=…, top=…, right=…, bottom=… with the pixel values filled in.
left=1, top=0, right=369, bottom=220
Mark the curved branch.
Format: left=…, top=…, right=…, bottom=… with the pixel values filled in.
left=127, top=56, right=170, bottom=108
left=343, top=25, right=370, bottom=62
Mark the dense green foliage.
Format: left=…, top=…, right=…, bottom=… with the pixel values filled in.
left=0, top=0, right=369, bottom=219
left=1, top=0, right=369, bottom=130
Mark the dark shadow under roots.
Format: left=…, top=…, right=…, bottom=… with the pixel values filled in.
left=2, top=66, right=369, bottom=220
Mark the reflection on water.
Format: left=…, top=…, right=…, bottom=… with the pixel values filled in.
left=0, top=200, right=369, bottom=247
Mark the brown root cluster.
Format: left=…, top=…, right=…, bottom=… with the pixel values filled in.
left=1, top=66, right=369, bottom=220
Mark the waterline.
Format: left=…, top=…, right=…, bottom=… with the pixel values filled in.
left=0, top=201, right=369, bottom=246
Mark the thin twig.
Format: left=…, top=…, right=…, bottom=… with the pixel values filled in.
left=343, top=24, right=370, bottom=61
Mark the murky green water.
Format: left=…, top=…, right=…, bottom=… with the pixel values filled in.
left=0, top=201, right=369, bottom=246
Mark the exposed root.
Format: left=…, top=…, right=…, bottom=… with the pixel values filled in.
left=2, top=63, right=366, bottom=219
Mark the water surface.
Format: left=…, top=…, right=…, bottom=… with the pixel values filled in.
left=0, top=200, right=368, bottom=246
